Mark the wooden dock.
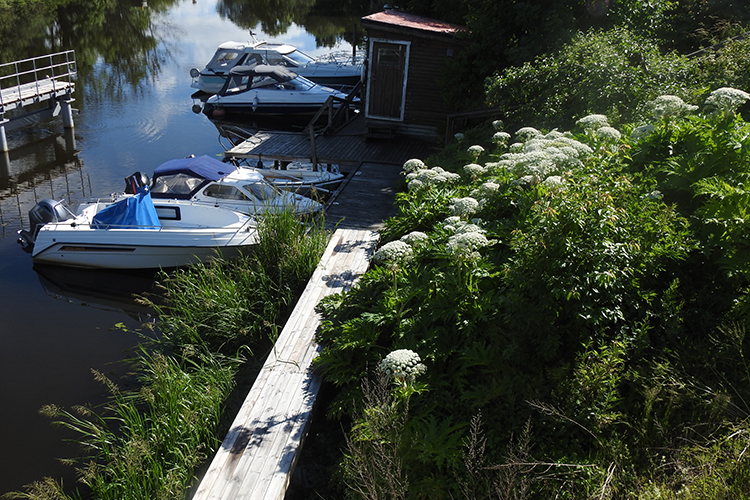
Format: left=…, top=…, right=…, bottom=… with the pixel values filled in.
left=191, top=228, right=379, bottom=500
left=324, top=161, right=403, bottom=230
left=190, top=118, right=435, bottom=499
left=223, top=115, right=438, bottom=167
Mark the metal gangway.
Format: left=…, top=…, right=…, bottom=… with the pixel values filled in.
left=0, top=50, right=77, bottom=158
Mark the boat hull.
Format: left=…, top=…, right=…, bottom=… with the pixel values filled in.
left=203, top=101, right=332, bottom=118
left=32, top=229, right=256, bottom=269
left=31, top=222, right=257, bottom=269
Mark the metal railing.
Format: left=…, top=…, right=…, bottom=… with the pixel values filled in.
left=0, top=50, right=76, bottom=109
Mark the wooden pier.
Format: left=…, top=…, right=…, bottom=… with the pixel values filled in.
left=223, top=114, right=438, bottom=167
left=0, top=51, right=77, bottom=169
left=192, top=121, right=436, bottom=499
left=191, top=228, right=379, bottom=500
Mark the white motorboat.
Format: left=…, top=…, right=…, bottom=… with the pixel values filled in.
left=249, top=164, right=345, bottom=195
left=89, top=155, right=322, bottom=216
left=17, top=189, right=258, bottom=270
left=201, top=65, right=355, bottom=119
left=190, top=35, right=363, bottom=95
left=144, top=155, right=323, bottom=214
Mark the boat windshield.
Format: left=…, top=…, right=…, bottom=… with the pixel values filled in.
left=207, top=50, right=243, bottom=72
left=245, top=182, right=281, bottom=200
left=284, top=50, right=315, bottom=67
left=151, top=173, right=204, bottom=196
left=203, top=184, right=250, bottom=200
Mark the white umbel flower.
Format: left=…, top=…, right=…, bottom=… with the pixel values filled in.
left=379, top=349, right=427, bottom=382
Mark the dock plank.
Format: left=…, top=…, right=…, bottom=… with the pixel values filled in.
left=224, top=116, right=438, bottom=166
left=192, top=228, right=379, bottom=500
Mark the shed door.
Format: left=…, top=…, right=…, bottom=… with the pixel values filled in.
left=366, top=40, right=410, bottom=121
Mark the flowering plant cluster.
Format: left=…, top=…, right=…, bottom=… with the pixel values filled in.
left=404, top=166, right=461, bottom=191
left=577, top=114, right=610, bottom=131
left=644, top=95, right=697, bottom=119
left=703, top=87, right=750, bottom=115
left=372, top=240, right=414, bottom=269
left=449, top=196, right=480, bottom=217
left=379, top=349, right=427, bottom=383
left=400, top=230, right=429, bottom=247
left=402, top=158, right=426, bottom=174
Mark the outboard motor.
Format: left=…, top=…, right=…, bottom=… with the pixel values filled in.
left=17, top=199, right=74, bottom=251
left=124, top=172, right=150, bottom=194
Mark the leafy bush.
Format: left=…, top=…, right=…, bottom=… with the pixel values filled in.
left=315, top=93, right=750, bottom=498
left=485, top=27, right=696, bottom=131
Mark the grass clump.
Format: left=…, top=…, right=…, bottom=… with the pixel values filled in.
left=5, top=209, right=329, bottom=500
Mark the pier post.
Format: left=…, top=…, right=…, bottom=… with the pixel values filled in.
left=0, top=115, right=8, bottom=153
left=61, top=96, right=75, bottom=130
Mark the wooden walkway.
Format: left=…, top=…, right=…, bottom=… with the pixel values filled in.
left=223, top=115, right=438, bottom=167
left=324, top=161, right=402, bottom=230
left=191, top=118, right=432, bottom=499
left=191, top=228, right=379, bottom=500
left=0, top=78, right=74, bottom=113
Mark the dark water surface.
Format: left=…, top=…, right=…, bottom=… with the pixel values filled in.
left=0, top=0, right=358, bottom=494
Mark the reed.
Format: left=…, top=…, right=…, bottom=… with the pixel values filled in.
left=5, top=210, right=330, bottom=500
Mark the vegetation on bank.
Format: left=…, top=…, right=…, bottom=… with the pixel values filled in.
left=314, top=89, right=750, bottom=498
left=3, top=210, right=329, bottom=500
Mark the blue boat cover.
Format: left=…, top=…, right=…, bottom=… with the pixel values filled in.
left=153, top=155, right=236, bottom=181
left=92, top=187, right=161, bottom=229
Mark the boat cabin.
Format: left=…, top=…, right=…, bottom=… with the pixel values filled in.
left=361, top=9, right=466, bottom=140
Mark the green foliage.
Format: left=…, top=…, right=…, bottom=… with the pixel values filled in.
left=317, top=100, right=750, bottom=498
left=485, top=27, right=696, bottom=131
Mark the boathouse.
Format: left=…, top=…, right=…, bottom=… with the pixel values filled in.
left=361, top=9, right=466, bottom=140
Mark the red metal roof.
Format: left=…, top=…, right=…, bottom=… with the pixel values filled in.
left=362, top=10, right=464, bottom=35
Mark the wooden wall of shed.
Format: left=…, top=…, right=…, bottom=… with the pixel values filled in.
left=364, top=25, right=462, bottom=138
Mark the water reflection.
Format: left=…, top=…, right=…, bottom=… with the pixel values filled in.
left=34, top=264, right=159, bottom=322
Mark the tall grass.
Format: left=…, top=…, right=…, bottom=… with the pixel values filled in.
left=4, top=210, right=330, bottom=500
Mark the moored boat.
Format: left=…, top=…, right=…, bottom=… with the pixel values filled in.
left=201, top=65, right=355, bottom=119
left=190, top=34, right=363, bottom=95
left=18, top=189, right=258, bottom=270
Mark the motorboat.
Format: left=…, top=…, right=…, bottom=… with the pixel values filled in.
left=17, top=188, right=258, bottom=270
left=201, top=65, right=355, bottom=119
left=139, top=155, right=322, bottom=214
left=247, top=163, right=345, bottom=195
left=190, top=35, right=363, bottom=95
left=80, top=155, right=322, bottom=217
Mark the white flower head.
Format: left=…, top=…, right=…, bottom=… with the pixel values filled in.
left=595, top=126, right=622, bottom=141
left=543, top=175, right=564, bottom=187
left=450, top=196, right=480, bottom=217
left=479, top=181, right=499, bottom=196
left=492, top=119, right=504, bottom=130
left=492, top=131, right=511, bottom=144
left=379, top=349, right=427, bottom=383
left=704, top=87, right=750, bottom=115
left=400, top=231, right=429, bottom=246
left=446, top=231, right=492, bottom=261
left=372, top=240, right=414, bottom=269
left=631, top=124, right=655, bottom=141
left=467, top=144, right=485, bottom=158
left=463, top=163, right=486, bottom=178
left=402, top=158, right=426, bottom=173
left=646, top=95, right=697, bottom=119
left=454, top=132, right=465, bottom=141
left=577, top=114, right=609, bottom=131
left=515, top=127, right=541, bottom=141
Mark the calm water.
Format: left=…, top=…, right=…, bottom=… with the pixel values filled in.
left=0, top=0, right=358, bottom=494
